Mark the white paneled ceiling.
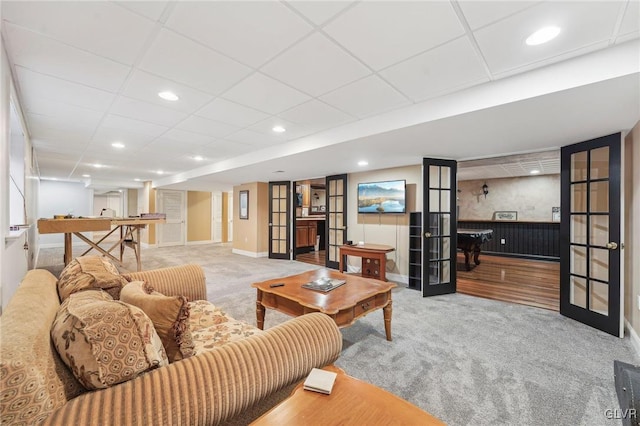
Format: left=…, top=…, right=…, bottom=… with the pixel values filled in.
left=1, top=0, right=638, bottom=192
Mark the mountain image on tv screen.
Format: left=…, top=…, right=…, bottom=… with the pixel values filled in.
left=358, top=180, right=406, bottom=213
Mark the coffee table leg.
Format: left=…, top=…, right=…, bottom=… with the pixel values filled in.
left=383, top=300, right=392, bottom=341
left=256, top=301, right=265, bottom=330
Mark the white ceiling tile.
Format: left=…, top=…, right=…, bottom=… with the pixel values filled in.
left=122, top=69, right=214, bottom=113
left=91, top=126, right=162, bottom=149
left=223, top=73, right=311, bottom=114
left=278, top=99, right=353, bottom=129
left=5, top=24, right=130, bottom=92
left=162, top=128, right=216, bottom=146
left=147, top=138, right=217, bottom=155
left=110, top=96, right=188, bottom=127
left=176, top=116, right=240, bottom=139
left=166, top=1, right=312, bottom=67
left=22, top=98, right=104, bottom=129
left=139, top=29, right=253, bottom=95
left=196, top=98, right=269, bottom=127
left=618, top=0, right=639, bottom=39
left=224, top=129, right=283, bottom=146
left=474, top=1, right=623, bottom=75
left=27, top=113, right=95, bottom=142
left=457, top=1, right=541, bottom=30
left=324, top=1, right=465, bottom=70
left=380, top=37, right=490, bottom=102
left=286, top=1, right=355, bottom=26
left=15, top=66, right=116, bottom=112
left=114, top=1, right=170, bottom=22
left=320, top=75, right=410, bottom=118
left=247, top=116, right=308, bottom=141
left=261, top=32, right=371, bottom=96
left=3, top=1, right=156, bottom=65
left=101, top=114, right=169, bottom=138
left=201, top=140, right=255, bottom=158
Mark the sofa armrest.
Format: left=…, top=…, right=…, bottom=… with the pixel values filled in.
left=122, top=264, right=206, bottom=301
left=44, top=312, right=342, bottom=426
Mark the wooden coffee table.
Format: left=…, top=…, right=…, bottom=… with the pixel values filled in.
left=251, top=365, right=445, bottom=425
left=252, top=269, right=397, bottom=341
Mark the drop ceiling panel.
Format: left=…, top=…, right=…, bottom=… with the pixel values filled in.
left=122, top=70, right=214, bottom=114
left=109, top=96, right=188, bottom=127
left=2, top=1, right=156, bottom=65
left=380, top=36, right=490, bottom=102
left=176, top=116, right=239, bottom=139
left=5, top=24, right=130, bottom=92
left=114, top=1, right=170, bottom=22
left=147, top=137, right=218, bottom=155
left=139, top=29, right=252, bottom=95
left=618, top=1, right=640, bottom=39
left=320, top=75, right=410, bottom=118
left=23, top=99, right=104, bottom=129
left=196, top=98, right=269, bottom=127
left=224, top=129, right=284, bottom=146
left=261, top=32, right=370, bottom=97
left=457, top=1, right=541, bottom=30
left=287, top=1, right=354, bottom=26
left=278, top=99, right=353, bottom=130
left=474, top=1, right=623, bottom=75
left=100, top=114, right=169, bottom=139
left=324, top=1, right=465, bottom=70
left=162, top=128, right=215, bottom=145
left=166, top=1, right=313, bottom=67
left=90, top=127, right=159, bottom=149
left=15, top=67, right=116, bottom=113
left=223, top=72, right=311, bottom=114
left=27, top=113, right=95, bottom=141
left=247, top=116, right=308, bottom=141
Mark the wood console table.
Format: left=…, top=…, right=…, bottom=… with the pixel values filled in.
left=37, top=217, right=165, bottom=271
left=251, top=365, right=445, bottom=425
left=339, top=243, right=395, bottom=282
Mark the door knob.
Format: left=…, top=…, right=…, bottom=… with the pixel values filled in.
left=424, top=232, right=432, bottom=238
left=606, top=242, right=618, bottom=250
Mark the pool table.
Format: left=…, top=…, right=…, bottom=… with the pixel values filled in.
left=457, top=229, right=493, bottom=271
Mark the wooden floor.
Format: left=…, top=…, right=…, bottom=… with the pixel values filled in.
left=296, top=250, right=326, bottom=267
left=456, top=253, right=560, bottom=311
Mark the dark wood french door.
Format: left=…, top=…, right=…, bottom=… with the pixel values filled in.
left=325, top=174, right=347, bottom=269
left=560, top=133, right=622, bottom=337
left=268, top=181, right=290, bottom=260
left=422, top=158, right=457, bottom=296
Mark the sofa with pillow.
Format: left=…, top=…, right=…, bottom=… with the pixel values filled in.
left=0, top=259, right=343, bottom=425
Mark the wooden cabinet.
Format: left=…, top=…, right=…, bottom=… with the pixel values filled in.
left=296, top=220, right=318, bottom=249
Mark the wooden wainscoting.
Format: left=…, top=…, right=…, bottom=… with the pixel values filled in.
left=456, top=253, right=560, bottom=311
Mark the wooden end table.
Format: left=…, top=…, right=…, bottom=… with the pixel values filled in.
left=251, top=366, right=445, bottom=425
left=338, top=243, right=395, bottom=281
left=251, top=269, right=397, bottom=341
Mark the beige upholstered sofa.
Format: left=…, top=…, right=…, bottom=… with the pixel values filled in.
left=0, top=264, right=343, bottom=425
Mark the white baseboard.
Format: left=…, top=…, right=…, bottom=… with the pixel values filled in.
left=232, top=248, right=268, bottom=258
left=625, top=319, right=640, bottom=356
left=186, top=240, right=214, bottom=246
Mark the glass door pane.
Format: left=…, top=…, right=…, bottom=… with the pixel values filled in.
left=326, top=174, right=347, bottom=269
left=269, top=181, right=290, bottom=259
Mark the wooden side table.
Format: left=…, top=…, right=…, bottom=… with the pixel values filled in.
left=251, top=366, right=445, bottom=426
left=339, top=244, right=395, bottom=281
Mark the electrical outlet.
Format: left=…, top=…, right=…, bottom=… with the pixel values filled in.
left=500, top=239, right=506, bottom=245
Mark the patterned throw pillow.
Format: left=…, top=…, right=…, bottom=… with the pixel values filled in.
left=57, top=256, right=127, bottom=301
left=51, top=289, right=168, bottom=390
left=120, top=281, right=195, bottom=363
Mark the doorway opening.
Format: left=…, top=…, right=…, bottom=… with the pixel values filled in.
left=293, top=178, right=326, bottom=266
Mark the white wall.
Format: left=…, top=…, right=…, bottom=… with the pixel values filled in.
left=346, top=165, right=422, bottom=282
left=39, top=181, right=93, bottom=247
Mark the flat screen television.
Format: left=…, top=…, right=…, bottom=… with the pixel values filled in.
left=357, top=179, right=406, bottom=214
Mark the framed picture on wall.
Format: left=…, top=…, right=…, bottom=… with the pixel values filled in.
left=239, top=190, right=249, bottom=220
left=494, top=211, right=517, bottom=221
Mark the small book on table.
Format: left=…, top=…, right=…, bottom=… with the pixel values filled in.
left=303, top=368, right=337, bottom=394
left=302, top=278, right=346, bottom=292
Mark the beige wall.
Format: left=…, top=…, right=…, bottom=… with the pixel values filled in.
left=458, top=175, right=560, bottom=221
left=624, top=122, right=640, bottom=336
left=347, top=165, right=422, bottom=279
left=187, top=191, right=212, bottom=242
left=128, top=189, right=138, bottom=217
left=232, top=182, right=269, bottom=256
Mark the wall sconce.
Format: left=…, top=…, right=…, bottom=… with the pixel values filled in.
left=482, top=182, right=489, bottom=198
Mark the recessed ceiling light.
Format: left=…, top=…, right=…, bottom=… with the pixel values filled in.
left=193, top=155, right=204, bottom=161
left=134, top=178, right=141, bottom=182
left=530, top=169, right=541, bottom=175
left=158, top=91, right=179, bottom=101
left=111, top=142, right=125, bottom=149
left=358, top=160, right=369, bottom=166
left=157, top=170, right=164, bottom=175
left=93, top=164, right=104, bottom=168
left=82, top=174, right=90, bottom=178
left=272, top=126, right=286, bottom=133
left=526, top=26, right=561, bottom=46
